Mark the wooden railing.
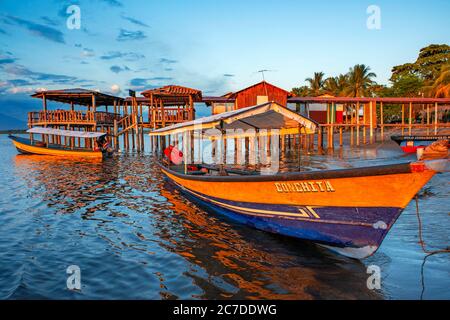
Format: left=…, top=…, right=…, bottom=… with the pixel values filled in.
left=28, top=110, right=121, bottom=126
left=151, top=107, right=192, bottom=125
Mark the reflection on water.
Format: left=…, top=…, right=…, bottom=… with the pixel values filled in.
left=0, top=135, right=448, bottom=299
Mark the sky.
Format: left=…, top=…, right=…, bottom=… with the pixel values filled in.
left=0, top=0, right=449, bottom=125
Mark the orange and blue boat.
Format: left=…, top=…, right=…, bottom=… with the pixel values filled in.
left=159, top=161, right=434, bottom=259
left=150, top=102, right=439, bottom=259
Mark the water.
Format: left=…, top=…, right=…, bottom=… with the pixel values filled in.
left=0, top=134, right=448, bottom=299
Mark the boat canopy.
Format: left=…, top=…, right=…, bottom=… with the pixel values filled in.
left=27, top=127, right=107, bottom=139
left=149, top=101, right=318, bottom=136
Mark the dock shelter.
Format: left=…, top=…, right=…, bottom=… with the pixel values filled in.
left=149, top=101, right=318, bottom=170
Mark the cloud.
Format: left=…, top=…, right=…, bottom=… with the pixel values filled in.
left=99, top=0, right=123, bottom=7
left=81, top=48, right=95, bottom=57
left=4, top=15, right=65, bottom=44
left=149, top=77, right=172, bottom=81
left=129, top=77, right=173, bottom=90
left=116, top=29, right=146, bottom=41
left=110, top=84, right=121, bottom=94
left=129, top=78, right=150, bottom=87
left=8, top=87, right=35, bottom=94
left=2, top=63, right=78, bottom=84
left=0, top=58, right=15, bottom=64
left=223, top=74, right=235, bottom=77
left=100, top=51, right=145, bottom=61
left=110, top=65, right=130, bottom=73
left=160, top=58, right=178, bottom=64
left=41, top=16, right=59, bottom=26
left=7, top=79, right=35, bottom=86
left=121, top=15, right=149, bottom=28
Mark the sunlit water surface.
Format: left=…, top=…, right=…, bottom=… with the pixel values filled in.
left=0, top=134, right=448, bottom=299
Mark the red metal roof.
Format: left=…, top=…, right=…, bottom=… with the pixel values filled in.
left=227, top=81, right=294, bottom=98
left=141, top=85, right=202, bottom=100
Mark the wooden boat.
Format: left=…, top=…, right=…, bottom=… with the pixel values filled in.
left=159, top=162, right=435, bottom=259
left=9, top=127, right=113, bottom=159
left=391, top=134, right=450, bottom=153
left=150, top=102, right=439, bottom=259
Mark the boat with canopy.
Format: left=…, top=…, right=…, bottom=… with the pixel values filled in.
left=9, top=127, right=113, bottom=159
left=150, top=101, right=438, bottom=259
left=391, top=134, right=450, bottom=153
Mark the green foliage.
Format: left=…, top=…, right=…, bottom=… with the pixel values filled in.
left=305, top=72, right=325, bottom=96
left=391, top=74, right=424, bottom=97
left=344, top=64, right=377, bottom=97
left=391, top=44, right=450, bottom=82
left=291, top=86, right=309, bottom=97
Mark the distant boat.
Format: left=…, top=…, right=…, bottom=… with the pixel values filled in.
left=391, top=134, right=450, bottom=153
left=150, top=102, right=439, bottom=259
left=9, top=127, right=113, bottom=159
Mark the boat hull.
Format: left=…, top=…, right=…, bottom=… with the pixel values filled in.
left=9, top=135, right=103, bottom=159
left=391, top=135, right=450, bottom=153
left=160, top=163, right=435, bottom=259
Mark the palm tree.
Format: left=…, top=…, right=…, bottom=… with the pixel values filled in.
left=323, top=74, right=348, bottom=96
left=344, top=64, right=376, bottom=97
left=426, top=64, right=450, bottom=97
left=305, top=72, right=325, bottom=96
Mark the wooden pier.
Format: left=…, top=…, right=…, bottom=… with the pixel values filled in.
left=28, top=86, right=202, bottom=152
left=288, top=97, right=450, bottom=151
left=27, top=86, right=449, bottom=155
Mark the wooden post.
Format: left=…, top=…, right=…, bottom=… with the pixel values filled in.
left=408, top=102, right=412, bottom=136
left=401, top=104, right=405, bottom=135
left=434, top=102, right=438, bottom=135
left=318, top=126, right=323, bottom=150
left=350, top=104, right=354, bottom=146
left=135, top=113, right=140, bottom=152
left=161, top=99, right=165, bottom=127
left=369, top=100, right=374, bottom=144
left=244, top=136, right=250, bottom=166
left=113, top=120, right=118, bottom=150
left=363, top=103, right=366, bottom=144
left=356, top=102, right=360, bottom=146
left=339, top=126, right=343, bottom=147
left=380, top=101, right=384, bottom=141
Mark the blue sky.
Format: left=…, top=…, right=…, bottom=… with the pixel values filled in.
left=0, top=0, right=449, bottom=124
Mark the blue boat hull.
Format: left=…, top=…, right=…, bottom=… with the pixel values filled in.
left=168, top=179, right=403, bottom=259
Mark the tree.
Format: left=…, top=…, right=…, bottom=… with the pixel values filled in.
left=323, top=74, right=348, bottom=96
left=344, top=64, right=376, bottom=97
left=391, top=74, right=424, bottom=97
left=424, top=64, right=450, bottom=97
left=391, top=44, right=450, bottom=82
left=305, top=72, right=325, bottom=96
left=291, top=85, right=309, bottom=97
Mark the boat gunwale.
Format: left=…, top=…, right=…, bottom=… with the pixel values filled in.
left=158, top=161, right=415, bottom=182
left=8, top=135, right=102, bottom=154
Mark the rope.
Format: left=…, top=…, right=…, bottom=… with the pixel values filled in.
left=414, top=195, right=450, bottom=255
left=414, top=195, right=450, bottom=300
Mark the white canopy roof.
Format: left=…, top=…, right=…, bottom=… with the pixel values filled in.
left=27, top=127, right=107, bottom=138
left=149, top=101, right=318, bottom=136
